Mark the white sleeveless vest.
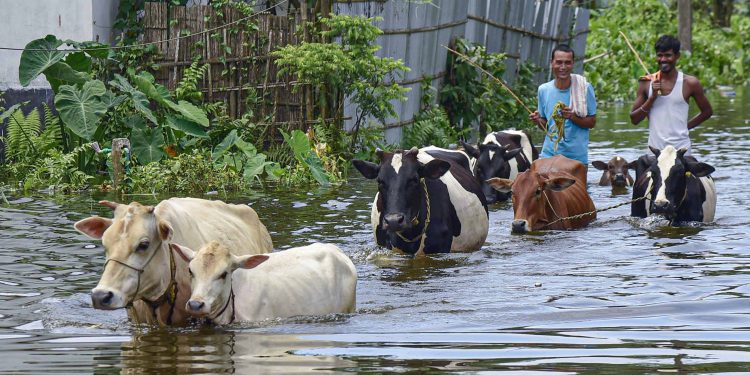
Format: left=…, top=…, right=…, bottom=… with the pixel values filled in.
left=647, top=71, right=691, bottom=155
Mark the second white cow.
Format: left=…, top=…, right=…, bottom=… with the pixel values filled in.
left=170, top=241, right=357, bottom=324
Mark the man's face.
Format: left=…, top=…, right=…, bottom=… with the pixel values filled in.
left=656, top=49, right=679, bottom=73
left=551, top=50, right=574, bottom=80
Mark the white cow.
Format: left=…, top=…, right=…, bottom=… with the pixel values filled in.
left=74, top=198, right=273, bottom=326
left=170, top=241, right=357, bottom=324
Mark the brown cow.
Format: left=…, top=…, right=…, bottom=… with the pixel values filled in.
left=487, top=155, right=595, bottom=233
left=592, top=156, right=637, bottom=187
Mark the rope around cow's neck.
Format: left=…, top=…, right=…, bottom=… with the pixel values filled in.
left=394, top=178, right=431, bottom=247
left=208, top=285, right=236, bottom=325
left=541, top=185, right=653, bottom=228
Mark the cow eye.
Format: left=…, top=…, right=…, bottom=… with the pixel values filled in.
left=136, top=241, right=150, bottom=252
left=219, top=271, right=228, bottom=280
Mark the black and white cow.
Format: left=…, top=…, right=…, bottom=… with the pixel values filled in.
left=353, top=147, right=489, bottom=255
left=419, top=145, right=472, bottom=172
left=461, top=130, right=538, bottom=203
left=631, top=145, right=716, bottom=223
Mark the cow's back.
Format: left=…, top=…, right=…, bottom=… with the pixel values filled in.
left=233, top=243, right=357, bottom=321
left=531, top=155, right=587, bottom=183
left=155, top=198, right=272, bottom=255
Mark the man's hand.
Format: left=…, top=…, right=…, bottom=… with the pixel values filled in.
left=529, top=111, right=547, bottom=132
left=560, top=107, right=575, bottom=120
left=651, top=79, right=662, bottom=95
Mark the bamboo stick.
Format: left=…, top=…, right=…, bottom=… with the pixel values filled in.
left=618, top=31, right=661, bottom=95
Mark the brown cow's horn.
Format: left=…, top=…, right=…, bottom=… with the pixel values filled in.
left=99, top=200, right=120, bottom=211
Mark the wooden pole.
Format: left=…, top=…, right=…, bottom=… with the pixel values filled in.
left=112, top=138, right=130, bottom=193
left=678, top=0, right=692, bottom=52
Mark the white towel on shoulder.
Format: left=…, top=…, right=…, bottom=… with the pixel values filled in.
left=569, top=74, right=588, bottom=117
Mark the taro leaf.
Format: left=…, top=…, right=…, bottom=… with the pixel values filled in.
left=78, top=41, right=111, bottom=59
left=243, top=153, right=269, bottom=182
left=166, top=115, right=208, bottom=138
left=212, top=129, right=238, bottom=161
left=281, top=129, right=329, bottom=185
left=124, top=114, right=147, bottom=131
left=54, top=81, right=108, bottom=140
left=64, top=52, right=92, bottom=73
left=304, top=153, right=330, bottom=186
left=110, top=74, right=158, bottom=125
left=132, top=71, right=172, bottom=105
left=264, top=162, right=283, bottom=180
left=131, top=128, right=165, bottom=164
left=19, top=35, right=65, bottom=86
left=165, top=100, right=209, bottom=127
left=100, top=91, right=127, bottom=109
left=234, top=138, right=258, bottom=158
left=45, top=61, right=90, bottom=92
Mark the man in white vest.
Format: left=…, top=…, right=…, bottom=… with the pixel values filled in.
left=629, top=35, right=713, bottom=158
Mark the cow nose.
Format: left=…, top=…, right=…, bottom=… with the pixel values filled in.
left=91, top=290, right=114, bottom=309
left=511, top=220, right=528, bottom=233
left=653, top=200, right=671, bottom=212
left=188, top=300, right=205, bottom=312
left=384, top=213, right=406, bottom=229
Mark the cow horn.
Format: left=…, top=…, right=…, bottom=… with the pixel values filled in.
left=407, top=146, right=419, bottom=155
left=98, top=200, right=120, bottom=211
left=649, top=145, right=661, bottom=157
left=676, top=147, right=688, bottom=158
left=375, top=148, right=385, bottom=160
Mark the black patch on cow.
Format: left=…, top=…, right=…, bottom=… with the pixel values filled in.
left=423, top=149, right=471, bottom=172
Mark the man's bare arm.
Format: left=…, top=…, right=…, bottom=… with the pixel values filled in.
left=630, top=80, right=655, bottom=125
left=686, top=76, right=713, bottom=130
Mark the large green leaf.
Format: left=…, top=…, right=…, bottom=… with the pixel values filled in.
left=166, top=115, right=208, bottom=138
left=19, top=35, right=65, bottom=86
left=0, top=103, right=23, bottom=123
left=100, top=91, right=127, bottom=109
left=281, top=129, right=329, bottom=185
left=44, top=61, right=90, bottom=92
left=54, top=81, right=108, bottom=140
left=165, top=100, right=209, bottom=127
left=64, top=52, right=92, bottom=73
left=132, top=71, right=172, bottom=105
left=212, top=130, right=238, bottom=161
left=110, top=74, right=158, bottom=125
left=131, top=128, right=165, bottom=164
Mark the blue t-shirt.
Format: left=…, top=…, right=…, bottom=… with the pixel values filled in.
left=537, top=80, right=597, bottom=165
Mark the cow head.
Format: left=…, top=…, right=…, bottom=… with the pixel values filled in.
left=592, top=156, right=637, bottom=187
left=171, top=241, right=268, bottom=318
left=74, top=201, right=173, bottom=310
left=462, top=141, right=523, bottom=203
left=353, top=147, right=450, bottom=232
left=487, top=171, right=576, bottom=233
left=647, top=145, right=714, bottom=219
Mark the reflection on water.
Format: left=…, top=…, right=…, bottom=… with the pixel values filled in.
left=0, top=87, right=749, bottom=372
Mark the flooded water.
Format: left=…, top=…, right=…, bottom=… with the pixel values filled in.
left=1, top=86, right=749, bottom=373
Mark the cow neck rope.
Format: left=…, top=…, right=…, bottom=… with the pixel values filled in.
left=103, top=242, right=177, bottom=324
left=541, top=184, right=654, bottom=228
left=395, top=178, right=431, bottom=244
left=208, top=286, right=236, bottom=325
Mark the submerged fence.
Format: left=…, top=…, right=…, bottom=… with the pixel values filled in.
left=142, top=0, right=589, bottom=143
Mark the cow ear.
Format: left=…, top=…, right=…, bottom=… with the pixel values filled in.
left=487, top=177, right=513, bottom=193
left=686, top=161, right=715, bottom=177
left=169, top=243, right=195, bottom=262
left=676, top=147, right=688, bottom=159
left=591, top=160, right=607, bottom=171
left=544, top=177, right=576, bottom=192
left=420, top=159, right=451, bottom=179
left=375, top=148, right=384, bottom=160
left=504, top=147, right=523, bottom=160
left=158, top=220, right=173, bottom=241
left=626, top=160, right=638, bottom=169
left=235, top=254, right=270, bottom=270
left=353, top=159, right=380, bottom=179
left=99, top=200, right=120, bottom=211
left=649, top=146, right=661, bottom=157
left=461, top=141, right=479, bottom=158
left=74, top=217, right=113, bottom=239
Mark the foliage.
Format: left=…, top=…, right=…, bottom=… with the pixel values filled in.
left=439, top=38, right=538, bottom=141
left=1, top=104, right=62, bottom=169
left=403, top=79, right=463, bottom=149
left=22, top=145, right=96, bottom=193
left=273, top=15, right=410, bottom=155
left=175, top=60, right=209, bottom=103
left=586, top=0, right=750, bottom=102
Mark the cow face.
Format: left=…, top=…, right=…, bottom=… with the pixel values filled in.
left=171, top=241, right=269, bottom=318
left=462, top=141, right=522, bottom=203
left=488, top=172, right=576, bottom=233
left=74, top=201, right=173, bottom=310
left=592, top=156, right=637, bottom=187
left=353, top=148, right=450, bottom=232
left=648, top=146, right=715, bottom=219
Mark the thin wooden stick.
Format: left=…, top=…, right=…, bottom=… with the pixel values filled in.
left=443, top=45, right=533, bottom=115
left=618, top=31, right=660, bottom=95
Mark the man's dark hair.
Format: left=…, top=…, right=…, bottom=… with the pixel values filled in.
left=550, top=44, right=575, bottom=60
left=655, top=35, right=680, bottom=54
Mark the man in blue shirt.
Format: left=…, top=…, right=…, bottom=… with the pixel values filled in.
left=529, top=44, right=597, bottom=167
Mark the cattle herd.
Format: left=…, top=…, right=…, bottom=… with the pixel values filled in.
left=74, top=130, right=717, bottom=327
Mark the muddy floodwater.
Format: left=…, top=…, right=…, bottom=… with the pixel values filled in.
left=1, top=87, right=749, bottom=373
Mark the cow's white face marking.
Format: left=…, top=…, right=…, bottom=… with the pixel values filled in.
left=488, top=151, right=496, bottom=160
left=616, top=156, right=622, bottom=161
left=654, top=146, right=678, bottom=205
left=390, top=153, right=403, bottom=174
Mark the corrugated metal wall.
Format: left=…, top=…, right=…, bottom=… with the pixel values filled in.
left=335, top=0, right=589, bottom=144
